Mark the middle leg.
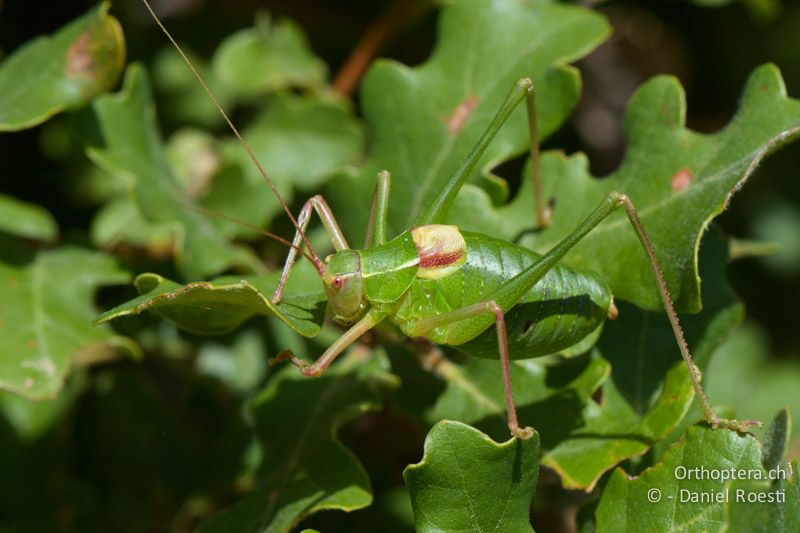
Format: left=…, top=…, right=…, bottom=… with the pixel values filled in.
left=270, top=309, right=386, bottom=377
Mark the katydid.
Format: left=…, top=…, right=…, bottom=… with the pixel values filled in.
left=141, top=0, right=758, bottom=439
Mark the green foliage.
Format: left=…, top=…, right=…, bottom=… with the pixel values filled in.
left=219, top=93, right=364, bottom=227
left=596, top=425, right=799, bottom=532
left=152, top=47, right=236, bottom=129
left=1, top=0, right=799, bottom=531
left=705, top=322, right=800, bottom=444
left=87, top=65, right=264, bottom=279
left=212, top=14, right=327, bottom=96
left=425, top=352, right=609, bottom=441
left=328, top=0, right=610, bottom=245
left=0, top=194, right=58, bottom=242
left=762, top=408, right=791, bottom=473
left=404, top=421, right=540, bottom=532
left=0, top=243, right=137, bottom=399
left=0, top=3, right=124, bottom=131
left=727, top=461, right=800, bottom=532
left=94, top=271, right=326, bottom=338
left=452, top=65, right=800, bottom=312
left=0, top=372, right=87, bottom=441
left=200, top=353, right=394, bottom=531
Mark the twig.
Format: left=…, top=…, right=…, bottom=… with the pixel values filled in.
left=332, top=0, right=433, bottom=96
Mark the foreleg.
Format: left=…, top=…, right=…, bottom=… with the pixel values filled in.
left=271, top=195, right=349, bottom=304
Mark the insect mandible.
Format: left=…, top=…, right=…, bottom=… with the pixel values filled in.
left=141, top=0, right=758, bottom=439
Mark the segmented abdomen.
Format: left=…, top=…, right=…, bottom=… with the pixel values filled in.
left=392, top=232, right=611, bottom=359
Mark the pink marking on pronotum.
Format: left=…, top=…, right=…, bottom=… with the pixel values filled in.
left=419, top=248, right=463, bottom=268
left=411, top=225, right=467, bottom=280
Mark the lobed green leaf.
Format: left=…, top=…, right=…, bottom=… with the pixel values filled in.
left=212, top=14, right=327, bottom=96
left=0, top=2, right=125, bottom=131
left=86, top=65, right=263, bottom=279
left=454, top=64, right=800, bottom=311
left=217, top=93, right=364, bottom=230
left=404, top=421, right=539, bottom=532
left=328, top=0, right=610, bottom=244
left=596, top=425, right=799, bottom=532
left=0, top=243, right=137, bottom=399
left=0, top=193, right=58, bottom=242
left=94, top=271, right=326, bottom=338
left=152, top=46, right=236, bottom=129
left=200, top=354, right=392, bottom=532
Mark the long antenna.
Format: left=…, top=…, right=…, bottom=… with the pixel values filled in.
left=141, top=0, right=326, bottom=277
left=179, top=203, right=317, bottom=265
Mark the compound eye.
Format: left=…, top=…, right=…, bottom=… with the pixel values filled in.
left=332, top=276, right=343, bottom=288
